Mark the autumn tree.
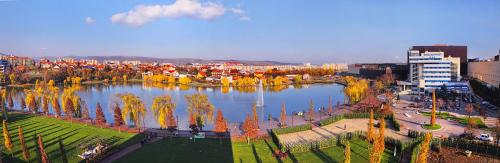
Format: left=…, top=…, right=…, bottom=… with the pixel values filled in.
left=308, top=99, right=314, bottom=122
left=18, top=126, right=30, bottom=161
left=466, top=103, right=474, bottom=119
left=119, top=93, right=146, bottom=128
left=185, top=93, right=214, bottom=130
left=344, top=141, right=351, bottom=163
left=327, top=96, right=333, bottom=116
left=367, top=109, right=375, bottom=142
left=113, top=103, right=124, bottom=127
left=20, top=97, right=26, bottom=111
left=25, top=90, right=37, bottom=113
left=252, top=103, right=259, bottom=128
left=430, top=89, right=437, bottom=126
left=3, top=120, right=12, bottom=152
left=280, top=103, right=287, bottom=127
left=42, top=94, right=49, bottom=115
left=166, top=108, right=177, bottom=131
left=151, top=95, right=176, bottom=129
left=214, top=109, right=228, bottom=136
left=370, top=118, right=385, bottom=163
left=64, top=98, right=74, bottom=118
left=95, top=102, right=107, bottom=125
left=52, top=97, right=62, bottom=118
left=37, top=135, right=49, bottom=163
left=81, top=102, right=90, bottom=120
left=416, top=133, right=432, bottom=163
left=7, top=95, right=13, bottom=110
left=189, top=113, right=199, bottom=135
left=242, top=114, right=257, bottom=144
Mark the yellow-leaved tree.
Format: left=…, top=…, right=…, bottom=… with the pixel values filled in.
left=151, top=95, right=176, bottom=129
left=119, top=93, right=146, bottom=128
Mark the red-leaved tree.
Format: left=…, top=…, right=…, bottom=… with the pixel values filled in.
left=95, top=103, right=106, bottom=125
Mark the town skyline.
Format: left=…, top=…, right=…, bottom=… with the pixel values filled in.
left=1, top=0, right=500, bottom=64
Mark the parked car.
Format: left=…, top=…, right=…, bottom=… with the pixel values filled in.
left=477, top=134, right=493, bottom=142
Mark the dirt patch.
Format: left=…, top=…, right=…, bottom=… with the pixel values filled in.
left=428, top=146, right=500, bottom=163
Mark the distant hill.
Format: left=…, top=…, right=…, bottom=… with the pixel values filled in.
left=41, top=56, right=298, bottom=66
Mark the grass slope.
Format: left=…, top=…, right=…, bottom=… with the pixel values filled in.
left=0, top=113, right=141, bottom=163
left=117, top=138, right=398, bottom=163
left=421, top=112, right=487, bottom=128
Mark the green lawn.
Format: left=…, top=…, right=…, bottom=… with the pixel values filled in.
left=1, top=113, right=142, bottom=163
left=423, top=124, right=442, bottom=130
left=117, top=138, right=399, bottom=163
left=421, top=112, right=487, bottom=128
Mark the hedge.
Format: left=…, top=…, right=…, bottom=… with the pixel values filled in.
left=387, top=113, right=401, bottom=131
left=318, top=113, right=384, bottom=126
left=272, top=124, right=312, bottom=135
left=438, top=137, right=500, bottom=157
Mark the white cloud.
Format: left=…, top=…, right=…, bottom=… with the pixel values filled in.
left=85, top=17, right=95, bottom=24
left=111, top=0, right=229, bottom=27
left=239, top=16, right=251, bottom=21
left=229, top=8, right=244, bottom=15
left=230, top=7, right=250, bottom=21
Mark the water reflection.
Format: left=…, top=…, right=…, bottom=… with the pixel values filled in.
left=7, top=83, right=346, bottom=130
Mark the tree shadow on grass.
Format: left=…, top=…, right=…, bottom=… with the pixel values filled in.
left=312, top=149, right=337, bottom=163
left=263, top=139, right=283, bottom=163
left=251, top=144, right=262, bottom=163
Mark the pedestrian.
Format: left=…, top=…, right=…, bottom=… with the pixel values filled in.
left=344, top=124, right=346, bottom=130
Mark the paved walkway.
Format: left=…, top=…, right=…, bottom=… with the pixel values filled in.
left=277, top=119, right=410, bottom=146
left=99, top=137, right=162, bottom=163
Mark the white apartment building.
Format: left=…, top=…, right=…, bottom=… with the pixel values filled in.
left=408, top=50, right=461, bottom=90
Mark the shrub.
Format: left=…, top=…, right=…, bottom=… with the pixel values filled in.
left=272, top=124, right=312, bottom=135
left=387, top=113, right=400, bottom=131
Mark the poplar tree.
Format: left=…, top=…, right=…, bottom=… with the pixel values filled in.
left=344, top=141, right=351, bottom=163
left=417, top=133, right=432, bottom=163
left=37, top=135, right=49, bottom=163
left=18, top=126, right=30, bottom=161
left=2, top=120, right=13, bottom=152
left=280, top=103, right=287, bottom=127
left=431, top=90, right=436, bottom=126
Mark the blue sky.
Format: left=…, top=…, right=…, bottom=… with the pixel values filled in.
left=0, top=0, right=499, bottom=64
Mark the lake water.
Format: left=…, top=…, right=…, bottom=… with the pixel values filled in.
left=9, top=83, right=346, bottom=129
